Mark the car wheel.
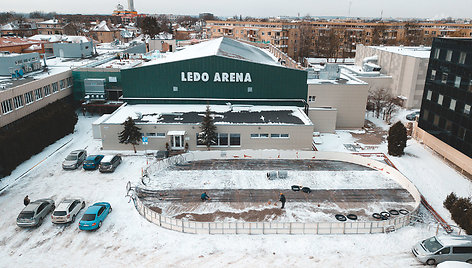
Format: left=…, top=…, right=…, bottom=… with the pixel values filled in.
left=426, top=259, right=436, bottom=265
left=38, top=217, right=43, bottom=225
left=50, top=204, right=55, bottom=212
left=81, top=201, right=85, bottom=208
left=72, top=215, right=76, bottom=223
left=467, top=259, right=472, bottom=264
left=98, top=221, right=102, bottom=229
left=109, top=207, right=112, bottom=213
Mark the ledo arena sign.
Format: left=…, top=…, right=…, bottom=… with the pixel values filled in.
left=181, top=72, right=252, bottom=83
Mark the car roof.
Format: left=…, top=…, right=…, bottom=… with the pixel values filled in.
left=86, top=155, right=103, bottom=160
left=23, top=202, right=41, bottom=211
left=56, top=199, right=76, bottom=211
left=84, top=205, right=104, bottom=214
left=437, top=235, right=472, bottom=247
left=101, top=155, right=115, bottom=162
left=70, top=150, right=84, bottom=155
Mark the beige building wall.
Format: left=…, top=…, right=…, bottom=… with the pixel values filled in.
left=100, top=123, right=314, bottom=151
left=0, top=70, right=73, bottom=127
left=308, top=108, right=337, bottom=133
left=355, top=44, right=429, bottom=109
left=307, top=83, right=369, bottom=129
left=358, top=76, right=394, bottom=95
left=413, top=124, right=472, bottom=176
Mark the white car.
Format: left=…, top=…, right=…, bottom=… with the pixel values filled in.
left=51, top=199, right=85, bottom=224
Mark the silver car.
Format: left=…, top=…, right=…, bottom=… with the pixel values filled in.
left=17, top=199, right=55, bottom=227
left=62, top=150, right=87, bottom=170
left=51, top=199, right=85, bottom=224
left=412, top=235, right=472, bottom=265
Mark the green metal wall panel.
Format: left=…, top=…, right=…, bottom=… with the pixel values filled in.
left=121, top=56, right=307, bottom=105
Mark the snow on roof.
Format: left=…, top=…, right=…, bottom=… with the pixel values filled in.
left=1, top=23, right=15, bottom=30
left=92, top=21, right=113, bottom=32
left=102, top=104, right=312, bottom=126
left=144, top=37, right=280, bottom=67
left=37, top=19, right=60, bottom=24
left=0, top=37, right=44, bottom=47
left=29, top=35, right=90, bottom=43
left=368, top=45, right=431, bottom=58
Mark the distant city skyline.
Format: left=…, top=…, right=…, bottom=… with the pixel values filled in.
left=1, top=0, right=471, bottom=19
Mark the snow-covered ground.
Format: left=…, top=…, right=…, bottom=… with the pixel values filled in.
left=0, top=110, right=470, bottom=267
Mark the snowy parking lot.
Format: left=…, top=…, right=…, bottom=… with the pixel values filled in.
left=0, top=113, right=471, bottom=267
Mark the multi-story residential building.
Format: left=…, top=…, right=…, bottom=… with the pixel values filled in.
left=414, top=37, right=472, bottom=175
left=36, top=19, right=71, bottom=35
left=89, top=21, right=120, bottom=43
left=0, top=21, right=38, bottom=37
left=205, top=20, right=472, bottom=61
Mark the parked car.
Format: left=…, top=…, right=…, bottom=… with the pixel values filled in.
left=62, top=150, right=87, bottom=170
left=16, top=199, right=55, bottom=227
left=406, top=111, right=420, bottom=121
left=51, top=199, right=85, bottom=224
left=99, top=154, right=122, bottom=173
left=83, top=155, right=104, bottom=170
left=412, top=235, right=472, bottom=265
left=79, top=202, right=112, bottom=231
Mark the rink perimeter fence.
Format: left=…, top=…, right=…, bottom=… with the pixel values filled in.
left=130, top=150, right=422, bottom=235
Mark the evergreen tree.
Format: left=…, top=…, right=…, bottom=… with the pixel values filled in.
left=118, top=117, right=142, bottom=153
left=387, top=121, right=407, bottom=156
left=199, top=105, right=217, bottom=150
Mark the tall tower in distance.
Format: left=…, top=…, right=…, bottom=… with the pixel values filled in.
left=127, top=0, right=135, bottom=11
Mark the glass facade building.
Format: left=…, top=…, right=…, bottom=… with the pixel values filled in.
left=418, top=38, right=472, bottom=158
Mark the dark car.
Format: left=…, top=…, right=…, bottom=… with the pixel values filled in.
left=406, top=111, right=420, bottom=121
left=62, top=150, right=87, bottom=170
left=83, top=155, right=104, bottom=170
left=99, top=154, right=122, bottom=173
left=17, top=199, right=55, bottom=227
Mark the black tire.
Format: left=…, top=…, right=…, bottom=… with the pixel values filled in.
left=466, top=259, right=472, bottom=264
left=98, top=221, right=102, bottom=229
left=72, top=215, right=76, bottom=223
left=389, top=209, right=399, bottom=215
left=399, top=209, right=409, bottom=215
left=109, top=207, right=112, bottom=213
left=372, top=213, right=381, bottom=219
left=347, top=214, right=357, bottom=220
left=81, top=201, right=85, bottom=209
left=291, top=185, right=300, bottom=191
left=426, top=259, right=435, bottom=265
left=335, top=214, right=347, bottom=221
left=380, top=211, right=390, bottom=218
left=38, top=217, right=43, bottom=225
left=380, top=215, right=388, bottom=220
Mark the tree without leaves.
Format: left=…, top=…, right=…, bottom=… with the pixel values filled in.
left=198, top=105, right=217, bottom=150
left=387, top=121, right=407, bottom=156
left=118, top=116, right=142, bottom=153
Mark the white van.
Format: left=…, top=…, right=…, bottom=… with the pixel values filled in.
left=412, top=235, right=472, bottom=265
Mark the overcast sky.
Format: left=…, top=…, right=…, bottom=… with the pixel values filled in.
left=1, top=0, right=471, bottom=19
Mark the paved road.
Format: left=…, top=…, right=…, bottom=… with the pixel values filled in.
left=137, top=188, right=414, bottom=203
left=171, top=159, right=373, bottom=171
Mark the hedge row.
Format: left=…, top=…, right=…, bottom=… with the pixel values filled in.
left=0, top=99, right=78, bottom=177
left=443, top=192, right=472, bottom=234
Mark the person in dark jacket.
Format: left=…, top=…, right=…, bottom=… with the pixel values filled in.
left=24, top=195, right=30, bottom=206
left=279, top=193, right=286, bottom=209
left=201, top=192, right=210, bottom=201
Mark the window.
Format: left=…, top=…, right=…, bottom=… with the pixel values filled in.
left=469, top=79, right=472, bottom=92
left=445, top=120, right=453, bottom=131
left=458, top=127, right=466, bottom=140
left=450, top=99, right=456, bottom=111
left=455, top=76, right=461, bottom=88
left=13, top=95, right=23, bottom=109
left=426, top=90, right=432, bottom=100
left=423, top=109, right=429, bottom=121
left=431, top=70, right=436, bottom=80
left=271, top=134, right=289, bottom=138
left=156, top=133, right=165, bottom=137
left=433, top=114, right=440, bottom=126
left=437, top=247, right=450, bottom=255
left=146, top=133, right=156, bottom=137
left=44, top=85, right=51, bottom=96
left=446, top=50, right=452, bottom=61
left=24, top=91, right=34, bottom=104
left=441, top=73, right=448, bottom=84
left=247, top=87, right=253, bottom=93
left=250, top=133, right=269, bottom=138
left=434, top=48, right=440, bottom=59
left=438, top=94, right=443, bottom=105
left=308, top=96, right=316, bottom=102
left=173, top=86, right=178, bottom=92
left=465, top=104, right=471, bottom=115
left=52, top=82, right=59, bottom=93
left=459, top=52, right=467, bottom=64
left=67, top=77, right=73, bottom=86
left=1, top=99, right=13, bottom=114
left=34, top=88, right=43, bottom=100
left=217, top=133, right=228, bottom=146
left=229, top=133, right=240, bottom=146
left=452, top=247, right=472, bottom=254
left=59, top=79, right=66, bottom=90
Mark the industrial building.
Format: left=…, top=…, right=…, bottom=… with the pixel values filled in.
left=414, top=38, right=472, bottom=175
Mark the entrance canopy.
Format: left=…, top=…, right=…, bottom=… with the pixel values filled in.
left=167, top=130, right=186, bottom=136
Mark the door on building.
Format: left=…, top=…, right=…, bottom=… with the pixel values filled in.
left=167, top=131, right=186, bottom=150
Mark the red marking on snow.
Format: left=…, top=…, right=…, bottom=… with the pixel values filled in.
left=244, top=154, right=251, bottom=158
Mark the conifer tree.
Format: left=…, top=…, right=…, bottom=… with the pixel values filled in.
left=387, top=121, right=407, bottom=156
left=118, top=116, right=142, bottom=153
left=199, top=105, right=217, bottom=150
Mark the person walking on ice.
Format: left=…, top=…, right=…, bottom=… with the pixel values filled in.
left=279, top=193, right=286, bottom=209
left=201, top=192, right=211, bottom=202
left=24, top=195, right=30, bottom=206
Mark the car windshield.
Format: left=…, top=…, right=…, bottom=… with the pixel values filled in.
left=53, top=211, right=67, bottom=216
left=84, top=160, right=94, bottom=164
left=101, top=162, right=111, bottom=166
left=82, top=214, right=96, bottom=221
left=19, top=212, right=34, bottom=219
left=422, top=237, right=443, bottom=252
left=66, top=154, right=77, bottom=161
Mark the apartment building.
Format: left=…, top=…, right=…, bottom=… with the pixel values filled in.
left=36, top=19, right=71, bottom=35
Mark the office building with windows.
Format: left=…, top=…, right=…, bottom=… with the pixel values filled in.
left=414, top=38, right=472, bottom=175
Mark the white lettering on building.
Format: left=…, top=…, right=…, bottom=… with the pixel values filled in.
left=181, top=72, right=252, bottom=83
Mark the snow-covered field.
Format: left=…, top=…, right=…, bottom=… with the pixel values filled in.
left=0, top=111, right=471, bottom=267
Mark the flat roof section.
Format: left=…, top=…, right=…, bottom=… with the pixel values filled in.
left=368, top=45, right=431, bottom=58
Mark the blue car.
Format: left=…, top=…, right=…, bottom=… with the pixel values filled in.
left=83, top=155, right=104, bottom=170
left=78, top=202, right=112, bottom=230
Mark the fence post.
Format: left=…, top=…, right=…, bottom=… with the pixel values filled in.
left=182, top=220, right=184, bottom=233
left=369, top=222, right=373, bottom=234
left=236, top=222, right=238, bottom=234
left=262, top=222, right=265, bottom=234
left=208, top=223, right=211, bottom=234
left=289, top=222, right=292, bottom=234
left=159, top=214, right=161, bottom=226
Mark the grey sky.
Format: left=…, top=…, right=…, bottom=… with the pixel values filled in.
left=1, top=0, right=471, bottom=19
